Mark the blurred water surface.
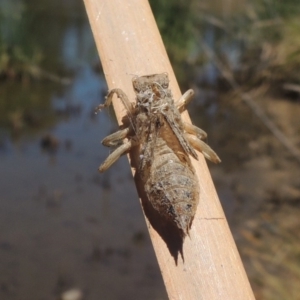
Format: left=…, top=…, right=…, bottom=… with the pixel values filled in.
left=0, top=1, right=167, bottom=299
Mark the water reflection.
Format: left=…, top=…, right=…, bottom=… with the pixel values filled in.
left=0, top=1, right=167, bottom=299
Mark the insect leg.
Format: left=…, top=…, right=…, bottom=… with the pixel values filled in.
left=184, top=133, right=221, bottom=164
left=176, top=89, right=194, bottom=113
left=183, top=122, right=207, bottom=140
left=99, top=139, right=137, bottom=172
left=95, top=88, right=134, bottom=115
left=102, top=125, right=133, bottom=147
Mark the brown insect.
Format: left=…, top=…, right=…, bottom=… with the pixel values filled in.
left=97, top=73, right=220, bottom=237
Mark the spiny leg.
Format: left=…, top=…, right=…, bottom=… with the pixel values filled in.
left=185, top=133, right=221, bottom=164
left=177, top=89, right=207, bottom=140
left=95, top=88, right=134, bottom=115
left=99, top=139, right=137, bottom=172
left=176, top=89, right=194, bottom=113
left=183, top=122, right=207, bottom=140
left=102, top=125, right=133, bottom=147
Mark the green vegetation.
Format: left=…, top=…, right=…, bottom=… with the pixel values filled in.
left=0, top=1, right=43, bottom=80
left=150, top=0, right=300, bottom=91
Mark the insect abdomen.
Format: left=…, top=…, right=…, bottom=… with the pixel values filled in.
left=144, top=138, right=199, bottom=236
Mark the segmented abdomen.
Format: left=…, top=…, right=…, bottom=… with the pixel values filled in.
left=142, top=137, right=199, bottom=236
